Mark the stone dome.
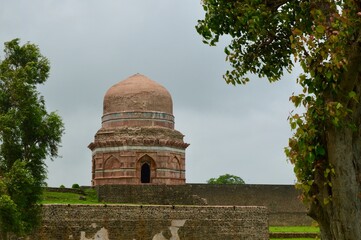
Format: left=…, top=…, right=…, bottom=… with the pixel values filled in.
left=103, top=74, right=173, bottom=115
left=102, top=74, right=175, bottom=129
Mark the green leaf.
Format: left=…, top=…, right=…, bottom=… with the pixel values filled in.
left=325, top=71, right=332, bottom=80
left=348, top=91, right=357, bottom=101
left=336, top=102, right=342, bottom=109
left=349, top=91, right=356, bottom=98
left=324, top=168, right=331, bottom=178
left=316, top=25, right=326, bottom=34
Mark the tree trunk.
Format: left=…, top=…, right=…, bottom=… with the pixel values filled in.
left=0, top=232, right=7, bottom=240
left=310, top=74, right=361, bottom=239
left=310, top=123, right=361, bottom=240
left=325, top=126, right=361, bottom=239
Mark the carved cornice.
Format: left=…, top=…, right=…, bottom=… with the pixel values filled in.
left=89, top=126, right=189, bottom=151
left=97, top=127, right=185, bottom=140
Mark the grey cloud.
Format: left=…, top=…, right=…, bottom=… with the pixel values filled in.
left=1, top=0, right=298, bottom=187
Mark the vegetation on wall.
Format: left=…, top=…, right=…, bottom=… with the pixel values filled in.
left=197, top=0, right=361, bottom=239
left=0, top=39, right=64, bottom=239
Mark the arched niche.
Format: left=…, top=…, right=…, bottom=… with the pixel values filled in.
left=170, top=156, right=181, bottom=178
left=104, top=155, right=121, bottom=169
left=137, top=154, right=156, bottom=184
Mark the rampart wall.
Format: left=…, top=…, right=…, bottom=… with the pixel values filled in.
left=30, top=204, right=268, bottom=240
left=97, top=184, right=312, bottom=226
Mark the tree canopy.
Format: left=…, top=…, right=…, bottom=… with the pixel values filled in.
left=197, top=0, right=361, bottom=239
left=207, top=174, right=245, bottom=184
left=0, top=39, right=64, bottom=238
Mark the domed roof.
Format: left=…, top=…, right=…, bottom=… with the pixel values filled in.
left=103, top=74, right=173, bottom=115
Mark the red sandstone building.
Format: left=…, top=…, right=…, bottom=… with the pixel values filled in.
left=88, top=74, right=189, bottom=185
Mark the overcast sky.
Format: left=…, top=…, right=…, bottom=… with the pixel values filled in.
left=0, top=0, right=301, bottom=187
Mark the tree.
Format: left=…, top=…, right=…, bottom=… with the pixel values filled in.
left=196, top=1, right=361, bottom=239
left=0, top=160, right=36, bottom=238
left=0, top=39, right=64, bottom=238
left=207, top=174, right=245, bottom=184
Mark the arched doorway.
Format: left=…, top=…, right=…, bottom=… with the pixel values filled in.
left=141, top=163, right=151, bottom=183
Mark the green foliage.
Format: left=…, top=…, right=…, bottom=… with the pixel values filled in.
left=0, top=195, right=22, bottom=237
left=84, top=188, right=98, bottom=201
left=207, top=174, right=245, bottom=184
left=59, top=184, right=65, bottom=188
left=4, top=160, right=41, bottom=233
left=196, top=0, right=294, bottom=84
left=71, top=183, right=80, bottom=189
left=283, top=1, right=360, bottom=206
left=0, top=162, right=39, bottom=237
left=0, top=39, right=64, bottom=237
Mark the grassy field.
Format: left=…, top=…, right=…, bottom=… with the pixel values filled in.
left=40, top=188, right=99, bottom=204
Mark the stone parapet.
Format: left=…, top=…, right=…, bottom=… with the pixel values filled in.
left=97, top=184, right=205, bottom=205
left=30, top=204, right=269, bottom=240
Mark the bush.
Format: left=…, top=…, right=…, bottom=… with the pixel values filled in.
left=207, top=174, right=245, bottom=184
left=71, top=183, right=80, bottom=189
left=59, top=185, right=65, bottom=188
left=84, top=188, right=98, bottom=201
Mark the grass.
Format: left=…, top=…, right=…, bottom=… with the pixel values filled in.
left=269, top=226, right=320, bottom=233
left=270, top=226, right=320, bottom=240
left=270, top=238, right=318, bottom=240
left=40, top=188, right=99, bottom=204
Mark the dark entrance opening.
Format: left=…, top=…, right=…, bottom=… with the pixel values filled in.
left=141, top=163, right=151, bottom=183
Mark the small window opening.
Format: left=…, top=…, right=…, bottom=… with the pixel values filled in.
left=141, top=163, right=151, bottom=183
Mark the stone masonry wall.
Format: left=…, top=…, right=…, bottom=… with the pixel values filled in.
left=30, top=204, right=268, bottom=240
left=97, top=184, right=312, bottom=226
left=189, top=184, right=311, bottom=226
left=97, top=184, right=206, bottom=205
